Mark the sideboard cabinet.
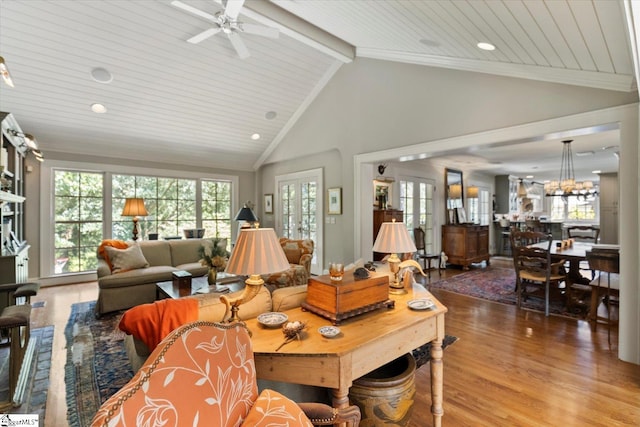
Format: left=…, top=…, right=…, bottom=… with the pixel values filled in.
left=373, top=209, right=403, bottom=261
left=442, top=224, right=490, bottom=270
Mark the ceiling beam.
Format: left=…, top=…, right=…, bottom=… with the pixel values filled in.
left=237, top=0, right=355, bottom=63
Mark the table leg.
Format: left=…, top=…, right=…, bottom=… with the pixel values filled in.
left=331, top=388, right=350, bottom=427
left=430, top=338, right=444, bottom=427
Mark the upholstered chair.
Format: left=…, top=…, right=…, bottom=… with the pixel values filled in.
left=264, top=238, right=314, bottom=288
left=91, top=321, right=360, bottom=427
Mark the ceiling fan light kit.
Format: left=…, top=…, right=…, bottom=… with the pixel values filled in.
left=172, top=0, right=279, bottom=59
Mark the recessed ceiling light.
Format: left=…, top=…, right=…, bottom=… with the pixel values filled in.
left=251, top=133, right=260, bottom=140
left=477, top=42, right=495, bottom=51
left=526, top=175, right=534, bottom=179
left=91, top=67, right=113, bottom=84
left=91, top=103, right=107, bottom=113
left=419, top=38, right=441, bottom=47
left=592, top=170, right=602, bottom=174
left=265, top=111, right=277, bottom=120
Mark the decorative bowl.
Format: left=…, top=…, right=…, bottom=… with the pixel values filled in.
left=318, top=325, right=341, bottom=338
left=257, top=312, right=288, bottom=328
left=183, top=228, right=205, bottom=239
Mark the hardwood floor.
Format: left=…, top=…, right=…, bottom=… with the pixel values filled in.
left=31, top=260, right=639, bottom=426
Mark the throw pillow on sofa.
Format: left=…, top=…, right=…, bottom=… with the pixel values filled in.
left=104, top=244, right=149, bottom=273
left=97, top=239, right=129, bottom=270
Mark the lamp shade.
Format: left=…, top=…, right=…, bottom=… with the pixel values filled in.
left=467, top=186, right=479, bottom=198
left=449, top=184, right=462, bottom=199
left=121, top=198, right=148, bottom=217
left=234, top=205, right=258, bottom=222
left=372, top=221, right=417, bottom=254
left=225, top=228, right=290, bottom=276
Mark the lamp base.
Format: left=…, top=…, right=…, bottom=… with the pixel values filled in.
left=389, top=282, right=408, bottom=295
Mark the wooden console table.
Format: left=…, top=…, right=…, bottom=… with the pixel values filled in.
left=245, top=285, right=447, bottom=426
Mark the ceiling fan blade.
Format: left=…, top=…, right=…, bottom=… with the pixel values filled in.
left=223, top=0, right=245, bottom=20
left=171, top=0, right=217, bottom=22
left=242, top=23, right=279, bottom=39
left=187, top=28, right=221, bottom=44
left=227, top=32, right=250, bottom=59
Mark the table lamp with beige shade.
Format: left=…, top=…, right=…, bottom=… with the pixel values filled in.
left=121, top=198, right=148, bottom=241
left=222, top=227, right=290, bottom=323
left=372, top=220, right=417, bottom=294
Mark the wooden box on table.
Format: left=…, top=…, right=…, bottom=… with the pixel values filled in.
left=301, top=273, right=392, bottom=324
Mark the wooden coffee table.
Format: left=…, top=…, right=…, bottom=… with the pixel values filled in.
left=156, top=273, right=244, bottom=299
left=245, top=284, right=448, bottom=427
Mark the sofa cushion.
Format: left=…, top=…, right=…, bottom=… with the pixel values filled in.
left=119, top=298, right=199, bottom=350
left=104, top=244, right=149, bottom=273
left=189, top=285, right=273, bottom=322
left=169, top=239, right=208, bottom=267
left=272, top=285, right=308, bottom=312
left=98, top=266, right=177, bottom=289
left=241, top=389, right=313, bottom=427
left=139, top=240, right=172, bottom=266
left=174, top=262, right=209, bottom=277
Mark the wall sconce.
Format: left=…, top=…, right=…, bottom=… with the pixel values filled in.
left=0, top=56, right=14, bottom=88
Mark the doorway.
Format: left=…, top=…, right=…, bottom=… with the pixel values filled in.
left=275, top=168, right=323, bottom=275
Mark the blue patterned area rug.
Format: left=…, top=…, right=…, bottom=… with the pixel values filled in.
left=64, top=301, right=133, bottom=427
left=429, top=266, right=582, bottom=318
left=0, top=325, right=53, bottom=421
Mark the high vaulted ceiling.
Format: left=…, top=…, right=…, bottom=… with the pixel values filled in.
left=0, top=0, right=635, bottom=174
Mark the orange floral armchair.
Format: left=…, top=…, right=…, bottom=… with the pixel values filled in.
left=91, top=321, right=360, bottom=427
left=264, top=238, right=314, bottom=288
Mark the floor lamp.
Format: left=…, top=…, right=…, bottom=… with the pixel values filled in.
left=122, top=198, right=148, bottom=241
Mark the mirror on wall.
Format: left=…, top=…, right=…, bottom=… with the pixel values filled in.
left=445, top=168, right=464, bottom=224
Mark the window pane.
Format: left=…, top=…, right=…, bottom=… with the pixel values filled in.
left=54, top=170, right=103, bottom=274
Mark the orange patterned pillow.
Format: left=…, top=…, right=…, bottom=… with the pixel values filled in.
left=241, top=389, right=314, bottom=426
left=97, top=239, right=129, bottom=270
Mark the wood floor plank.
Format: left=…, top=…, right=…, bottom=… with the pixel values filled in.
left=30, top=261, right=640, bottom=426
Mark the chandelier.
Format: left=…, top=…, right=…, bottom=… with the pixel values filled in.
left=544, top=140, right=598, bottom=199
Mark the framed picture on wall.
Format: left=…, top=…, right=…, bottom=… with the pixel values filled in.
left=264, top=194, right=273, bottom=214
left=373, top=180, right=393, bottom=209
left=327, top=187, right=342, bottom=215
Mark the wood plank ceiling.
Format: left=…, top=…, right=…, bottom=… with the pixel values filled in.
left=0, top=0, right=635, bottom=172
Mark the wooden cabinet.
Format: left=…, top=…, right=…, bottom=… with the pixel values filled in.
left=442, top=224, right=490, bottom=270
left=373, top=209, right=403, bottom=261
left=0, top=112, right=29, bottom=285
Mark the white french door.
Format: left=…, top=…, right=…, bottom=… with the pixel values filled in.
left=275, top=169, right=323, bottom=275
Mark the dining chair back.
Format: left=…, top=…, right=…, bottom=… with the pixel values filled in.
left=586, top=250, right=620, bottom=345
left=412, top=228, right=440, bottom=279
left=510, top=230, right=566, bottom=316
left=524, top=219, right=545, bottom=232
left=567, top=225, right=600, bottom=279
left=567, top=225, right=600, bottom=242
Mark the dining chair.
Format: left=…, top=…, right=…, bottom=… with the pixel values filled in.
left=510, top=230, right=567, bottom=316
left=567, top=225, right=600, bottom=279
left=412, top=228, right=440, bottom=279
left=586, top=250, right=620, bottom=345
left=524, top=219, right=545, bottom=233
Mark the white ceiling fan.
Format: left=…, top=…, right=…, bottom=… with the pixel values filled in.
left=171, top=0, right=279, bottom=59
